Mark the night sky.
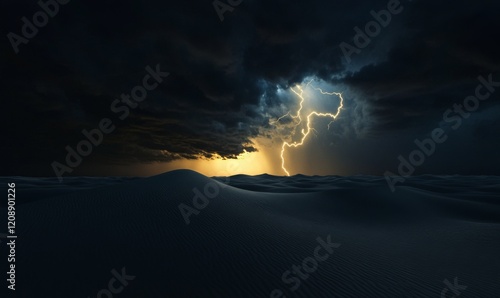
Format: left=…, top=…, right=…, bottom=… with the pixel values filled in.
left=1, top=0, right=499, bottom=177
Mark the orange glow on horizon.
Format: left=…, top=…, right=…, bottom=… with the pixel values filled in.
left=146, top=138, right=280, bottom=177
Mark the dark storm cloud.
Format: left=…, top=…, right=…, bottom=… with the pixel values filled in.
left=1, top=0, right=499, bottom=175
left=341, top=0, right=500, bottom=130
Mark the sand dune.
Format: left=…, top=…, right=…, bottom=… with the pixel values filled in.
left=1, top=170, right=500, bottom=297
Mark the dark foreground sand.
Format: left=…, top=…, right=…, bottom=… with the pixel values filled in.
left=1, top=170, right=499, bottom=297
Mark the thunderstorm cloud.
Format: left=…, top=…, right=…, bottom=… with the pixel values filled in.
left=1, top=0, right=499, bottom=175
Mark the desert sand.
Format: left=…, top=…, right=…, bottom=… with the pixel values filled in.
left=1, top=170, right=499, bottom=297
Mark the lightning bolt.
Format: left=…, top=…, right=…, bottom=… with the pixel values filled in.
left=273, top=81, right=344, bottom=176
